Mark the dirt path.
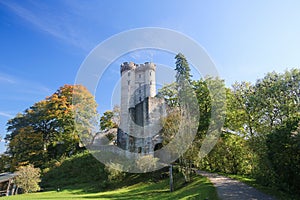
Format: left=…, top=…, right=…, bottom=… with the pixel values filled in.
left=197, top=171, right=277, bottom=200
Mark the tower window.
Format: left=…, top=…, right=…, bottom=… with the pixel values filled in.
left=139, top=74, right=141, bottom=78
left=128, top=72, right=130, bottom=76
left=138, top=147, right=142, bottom=153
left=150, top=71, right=152, bottom=76
left=150, top=81, right=152, bottom=85
left=139, top=90, right=141, bottom=94
left=128, top=80, right=130, bottom=85
left=139, top=97, right=142, bottom=101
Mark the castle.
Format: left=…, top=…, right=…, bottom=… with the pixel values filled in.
left=117, top=62, right=165, bottom=154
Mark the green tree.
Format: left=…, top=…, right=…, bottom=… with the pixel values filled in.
left=199, top=132, right=253, bottom=175
left=0, top=154, right=11, bottom=173
left=8, top=126, right=44, bottom=168
left=225, top=69, right=300, bottom=188
left=157, top=82, right=178, bottom=107
left=192, top=79, right=211, bottom=138
left=174, top=53, right=198, bottom=183
left=98, top=105, right=120, bottom=143
left=254, top=69, right=300, bottom=135
left=100, top=110, right=118, bottom=131
left=175, top=53, right=192, bottom=84
left=267, top=117, right=300, bottom=195
left=15, top=164, right=41, bottom=193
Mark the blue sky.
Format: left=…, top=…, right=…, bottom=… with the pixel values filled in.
left=1, top=0, right=300, bottom=153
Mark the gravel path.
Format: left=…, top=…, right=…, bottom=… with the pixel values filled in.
left=197, top=171, right=277, bottom=200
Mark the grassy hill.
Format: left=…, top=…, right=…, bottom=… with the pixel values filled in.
left=3, top=151, right=219, bottom=199
left=3, top=175, right=218, bottom=200
left=41, top=151, right=108, bottom=191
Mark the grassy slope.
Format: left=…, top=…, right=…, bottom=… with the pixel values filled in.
left=3, top=152, right=219, bottom=199
left=41, top=151, right=108, bottom=191
left=3, top=175, right=219, bottom=200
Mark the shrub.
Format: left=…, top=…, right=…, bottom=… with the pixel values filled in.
left=15, top=164, right=41, bottom=193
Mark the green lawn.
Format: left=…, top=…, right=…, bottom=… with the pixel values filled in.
left=2, top=175, right=219, bottom=200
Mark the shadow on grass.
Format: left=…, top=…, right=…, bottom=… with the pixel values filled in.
left=81, top=175, right=219, bottom=200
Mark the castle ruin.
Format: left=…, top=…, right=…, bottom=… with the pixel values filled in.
left=117, top=62, right=165, bottom=154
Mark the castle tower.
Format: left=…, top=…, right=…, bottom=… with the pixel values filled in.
left=120, top=62, right=137, bottom=132
left=133, top=62, right=156, bottom=104
left=119, top=62, right=156, bottom=131
left=118, top=62, right=163, bottom=154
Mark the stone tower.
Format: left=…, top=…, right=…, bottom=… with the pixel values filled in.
left=117, top=62, right=164, bottom=154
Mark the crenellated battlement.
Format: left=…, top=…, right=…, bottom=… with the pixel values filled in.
left=120, top=62, right=156, bottom=74
left=120, top=62, right=137, bottom=74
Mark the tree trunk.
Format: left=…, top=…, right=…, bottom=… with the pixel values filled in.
left=169, top=164, right=174, bottom=192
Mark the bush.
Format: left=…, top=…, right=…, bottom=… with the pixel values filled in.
left=136, top=155, right=159, bottom=173
left=15, top=164, right=41, bottom=193
left=105, top=163, right=126, bottom=183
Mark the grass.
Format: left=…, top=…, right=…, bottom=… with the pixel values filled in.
left=2, top=175, right=219, bottom=200
left=2, top=152, right=219, bottom=199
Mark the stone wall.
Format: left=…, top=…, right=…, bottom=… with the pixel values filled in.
left=117, top=62, right=165, bottom=154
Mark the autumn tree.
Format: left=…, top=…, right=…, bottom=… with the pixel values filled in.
left=5, top=84, right=98, bottom=167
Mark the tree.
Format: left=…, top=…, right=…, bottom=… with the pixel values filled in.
left=192, top=79, right=211, bottom=139
left=8, top=126, right=44, bottom=168
left=224, top=69, right=300, bottom=188
left=0, top=154, right=11, bottom=173
left=100, top=110, right=118, bottom=131
left=15, top=164, right=41, bottom=193
left=267, top=117, right=300, bottom=195
left=198, top=132, right=253, bottom=175
left=97, top=105, right=120, bottom=143
left=254, top=69, right=300, bottom=135
left=175, top=53, right=192, bottom=84
left=174, top=53, right=198, bottom=183
left=6, top=84, right=98, bottom=167
left=156, top=82, right=178, bottom=107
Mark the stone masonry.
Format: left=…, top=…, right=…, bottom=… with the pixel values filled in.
left=117, top=62, right=165, bottom=154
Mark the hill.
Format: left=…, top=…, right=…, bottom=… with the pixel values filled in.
left=3, top=151, right=219, bottom=199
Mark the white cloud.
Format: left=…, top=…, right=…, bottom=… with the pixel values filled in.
left=0, top=112, right=13, bottom=119
left=0, top=72, right=53, bottom=102
left=0, top=73, right=16, bottom=84
left=1, top=1, right=93, bottom=52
